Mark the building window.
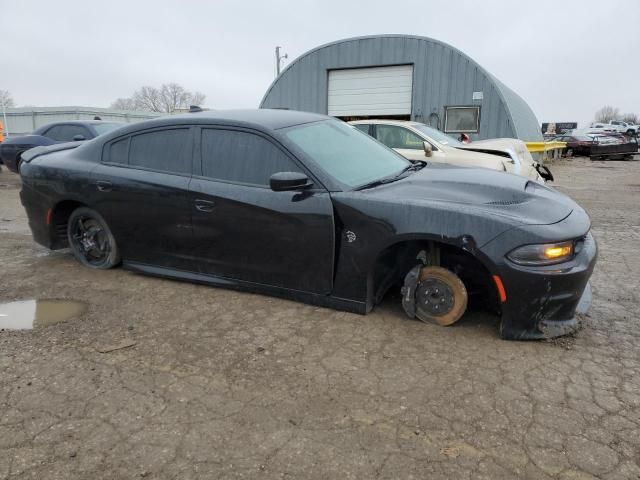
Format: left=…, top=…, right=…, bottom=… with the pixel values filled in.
left=443, top=106, right=481, bottom=134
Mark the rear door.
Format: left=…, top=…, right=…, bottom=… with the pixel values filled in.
left=189, top=126, right=335, bottom=294
left=92, top=127, right=194, bottom=269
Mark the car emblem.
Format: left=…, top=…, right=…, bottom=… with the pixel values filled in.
left=345, top=230, right=357, bottom=243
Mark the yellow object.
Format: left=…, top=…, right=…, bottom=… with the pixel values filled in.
left=525, top=141, right=566, bottom=153
left=544, top=244, right=572, bottom=260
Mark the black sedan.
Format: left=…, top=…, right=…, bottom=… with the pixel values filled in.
left=19, top=110, right=597, bottom=340
left=0, top=120, right=123, bottom=173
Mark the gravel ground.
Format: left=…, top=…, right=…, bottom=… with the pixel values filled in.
left=1, top=157, right=639, bottom=479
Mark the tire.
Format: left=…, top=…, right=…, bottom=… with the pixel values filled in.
left=566, top=148, right=574, bottom=158
left=67, top=207, right=121, bottom=269
left=414, top=266, right=468, bottom=326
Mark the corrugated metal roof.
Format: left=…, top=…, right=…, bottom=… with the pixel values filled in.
left=260, top=35, right=542, bottom=141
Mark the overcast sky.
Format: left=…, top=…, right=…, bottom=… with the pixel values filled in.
left=1, top=0, right=638, bottom=126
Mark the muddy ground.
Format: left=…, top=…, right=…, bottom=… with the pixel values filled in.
left=1, top=157, right=639, bottom=479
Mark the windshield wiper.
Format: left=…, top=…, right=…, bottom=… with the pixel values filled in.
left=355, top=161, right=426, bottom=191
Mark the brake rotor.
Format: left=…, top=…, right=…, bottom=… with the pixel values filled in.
left=415, top=266, right=468, bottom=326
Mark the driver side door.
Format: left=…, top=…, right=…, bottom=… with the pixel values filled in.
left=189, top=127, right=335, bottom=294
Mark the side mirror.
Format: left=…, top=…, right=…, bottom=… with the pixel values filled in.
left=270, top=172, right=312, bottom=192
left=423, top=141, right=433, bottom=157
left=72, top=134, right=86, bottom=141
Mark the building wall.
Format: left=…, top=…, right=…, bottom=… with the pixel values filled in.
left=1, top=106, right=163, bottom=137
left=261, top=35, right=543, bottom=142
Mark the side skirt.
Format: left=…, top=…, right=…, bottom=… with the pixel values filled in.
left=123, top=261, right=367, bottom=315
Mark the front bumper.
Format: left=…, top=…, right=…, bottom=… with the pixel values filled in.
left=496, top=232, right=597, bottom=340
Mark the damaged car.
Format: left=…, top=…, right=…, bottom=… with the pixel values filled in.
left=350, top=119, right=552, bottom=182
left=19, top=110, right=596, bottom=340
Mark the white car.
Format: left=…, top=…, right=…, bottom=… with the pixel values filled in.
left=350, top=120, right=548, bottom=182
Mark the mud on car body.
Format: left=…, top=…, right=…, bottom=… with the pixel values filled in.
left=18, top=110, right=596, bottom=340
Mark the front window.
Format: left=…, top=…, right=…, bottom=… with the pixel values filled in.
left=413, top=124, right=465, bottom=147
left=283, top=120, right=409, bottom=188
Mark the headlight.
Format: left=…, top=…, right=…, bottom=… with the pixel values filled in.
left=507, top=241, right=574, bottom=266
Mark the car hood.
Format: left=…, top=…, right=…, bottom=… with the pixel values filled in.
left=361, top=164, right=574, bottom=226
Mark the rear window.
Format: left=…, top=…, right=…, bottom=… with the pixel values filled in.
left=108, top=137, right=129, bottom=164
left=129, top=129, right=191, bottom=174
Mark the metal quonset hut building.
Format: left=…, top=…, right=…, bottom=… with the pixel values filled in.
left=260, top=35, right=543, bottom=142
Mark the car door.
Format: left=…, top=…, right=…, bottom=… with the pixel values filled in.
left=373, top=124, right=431, bottom=162
left=189, top=126, right=335, bottom=294
left=91, top=127, right=195, bottom=270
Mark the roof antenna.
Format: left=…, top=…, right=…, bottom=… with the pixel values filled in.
left=189, top=105, right=203, bottom=113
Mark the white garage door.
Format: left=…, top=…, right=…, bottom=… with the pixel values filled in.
left=327, top=65, right=413, bottom=117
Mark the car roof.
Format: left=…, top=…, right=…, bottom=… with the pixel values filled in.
left=350, top=119, right=423, bottom=127
left=168, top=109, right=329, bottom=130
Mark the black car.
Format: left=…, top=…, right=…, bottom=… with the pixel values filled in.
left=0, top=120, right=123, bottom=173
left=19, top=110, right=597, bottom=340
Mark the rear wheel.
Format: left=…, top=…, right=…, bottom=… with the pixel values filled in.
left=67, top=207, right=120, bottom=269
left=414, top=266, right=468, bottom=326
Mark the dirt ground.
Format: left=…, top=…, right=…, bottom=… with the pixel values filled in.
left=1, top=157, right=639, bottom=479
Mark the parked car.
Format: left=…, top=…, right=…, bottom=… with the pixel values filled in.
left=350, top=120, right=549, bottom=182
left=552, top=133, right=638, bottom=159
left=555, top=134, right=598, bottom=157
left=589, top=122, right=638, bottom=136
left=19, top=110, right=596, bottom=340
left=608, top=120, right=638, bottom=136
left=0, top=120, right=124, bottom=173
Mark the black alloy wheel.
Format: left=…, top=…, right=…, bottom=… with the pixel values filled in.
left=67, top=207, right=121, bottom=269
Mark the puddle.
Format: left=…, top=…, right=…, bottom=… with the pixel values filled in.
left=0, top=299, right=87, bottom=330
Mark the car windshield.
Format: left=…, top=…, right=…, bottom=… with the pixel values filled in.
left=283, top=120, right=409, bottom=188
left=412, top=124, right=464, bottom=147
left=93, top=123, right=124, bottom=136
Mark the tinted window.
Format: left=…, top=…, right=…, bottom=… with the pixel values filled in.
left=201, top=129, right=300, bottom=186
left=129, top=129, right=191, bottom=174
left=44, top=125, right=91, bottom=142
left=375, top=125, right=424, bottom=150
left=284, top=120, right=408, bottom=188
left=108, top=137, right=129, bottom=164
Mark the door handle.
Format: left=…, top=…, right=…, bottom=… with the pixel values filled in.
left=195, top=199, right=215, bottom=213
left=96, top=181, right=112, bottom=192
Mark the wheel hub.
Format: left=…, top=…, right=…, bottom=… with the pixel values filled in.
left=416, top=277, right=455, bottom=316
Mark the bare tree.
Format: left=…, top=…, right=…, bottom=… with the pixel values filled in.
left=621, top=112, right=639, bottom=124
left=594, top=105, right=620, bottom=123
left=111, top=83, right=206, bottom=113
left=110, top=97, right=138, bottom=110
left=0, top=89, right=15, bottom=108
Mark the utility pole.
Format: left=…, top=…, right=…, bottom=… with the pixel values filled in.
left=275, top=46, right=288, bottom=77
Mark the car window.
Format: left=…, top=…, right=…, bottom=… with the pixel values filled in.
left=283, top=120, right=408, bottom=188
left=128, top=128, right=191, bottom=174
left=412, top=124, right=464, bottom=146
left=201, top=129, right=301, bottom=187
left=107, top=137, right=130, bottom=164
left=44, top=125, right=91, bottom=142
left=353, top=124, right=371, bottom=135
left=375, top=125, right=424, bottom=150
